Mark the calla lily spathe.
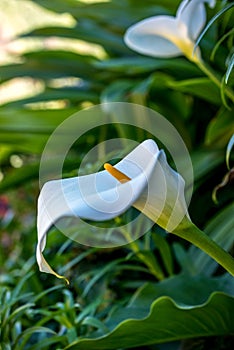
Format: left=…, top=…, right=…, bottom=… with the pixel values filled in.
left=124, top=0, right=216, bottom=61
left=37, top=139, right=189, bottom=279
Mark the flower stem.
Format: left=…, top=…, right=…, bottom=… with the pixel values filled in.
left=196, top=59, right=234, bottom=103
left=173, top=217, right=234, bottom=276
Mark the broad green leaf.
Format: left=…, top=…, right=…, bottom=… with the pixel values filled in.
left=65, top=292, right=234, bottom=349
left=64, top=274, right=234, bottom=349
left=128, top=274, right=234, bottom=309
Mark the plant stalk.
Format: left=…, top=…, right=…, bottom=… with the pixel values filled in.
left=196, top=59, right=234, bottom=103
left=173, top=217, right=234, bottom=276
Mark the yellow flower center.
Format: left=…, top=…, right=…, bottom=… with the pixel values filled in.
left=104, top=163, right=131, bottom=183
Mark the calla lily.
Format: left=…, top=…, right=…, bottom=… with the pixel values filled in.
left=37, top=139, right=234, bottom=279
left=124, top=0, right=216, bottom=62
left=37, top=139, right=190, bottom=280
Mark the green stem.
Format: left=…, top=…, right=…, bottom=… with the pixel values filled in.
left=196, top=59, right=234, bottom=103
left=173, top=217, right=234, bottom=276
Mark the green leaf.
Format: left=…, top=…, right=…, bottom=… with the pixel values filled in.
left=101, top=80, right=134, bottom=103
left=167, top=78, right=222, bottom=104
left=191, top=149, right=224, bottom=183
left=0, top=162, right=39, bottom=193
left=26, top=335, right=67, bottom=350
left=210, top=28, right=234, bottom=62
left=34, top=0, right=176, bottom=27
left=189, top=203, right=234, bottom=276
left=2, top=87, right=99, bottom=108
left=95, top=57, right=200, bottom=77
left=22, top=25, right=127, bottom=54
left=129, top=273, right=234, bottom=309
left=152, top=232, right=174, bottom=276
left=16, top=326, right=57, bottom=350
left=0, top=107, right=76, bottom=153
left=66, top=293, right=234, bottom=349
left=0, top=50, right=98, bottom=83
left=194, top=2, right=234, bottom=53
left=65, top=274, right=234, bottom=349
left=205, top=108, right=234, bottom=146
left=0, top=131, right=48, bottom=153
left=0, top=107, right=73, bottom=133
left=81, top=317, right=110, bottom=333
left=173, top=243, right=197, bottom=275
left=81, top=258, right=126, bottom=297
left=135, top=250, right=165, bottom=280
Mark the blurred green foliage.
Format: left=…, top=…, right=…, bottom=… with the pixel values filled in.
left=0, top=0, right=234, bottom=349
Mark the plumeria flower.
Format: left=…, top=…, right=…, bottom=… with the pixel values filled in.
left=37, top=139, right=189, bottom=280
left=124, top=0, right=216, bottom=62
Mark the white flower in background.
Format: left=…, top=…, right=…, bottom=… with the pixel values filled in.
left=37, top=139, right=189, bottom=280
left=124, top=0, right=216, bottom=62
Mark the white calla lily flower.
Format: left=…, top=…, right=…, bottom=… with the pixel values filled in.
left=124, top=0, right=216, bottom=62
left=37, top=139, right=189, bottom=280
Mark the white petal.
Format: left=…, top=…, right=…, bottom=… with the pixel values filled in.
left=124, top=16, right=183, bottom=58
left=37, top=139, right=190, bottom=279
left=177, top=0, right=215, bottom=40
left=133, top=150, right=190, bottom=232
left=37, top=139, right=159, bottom=277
